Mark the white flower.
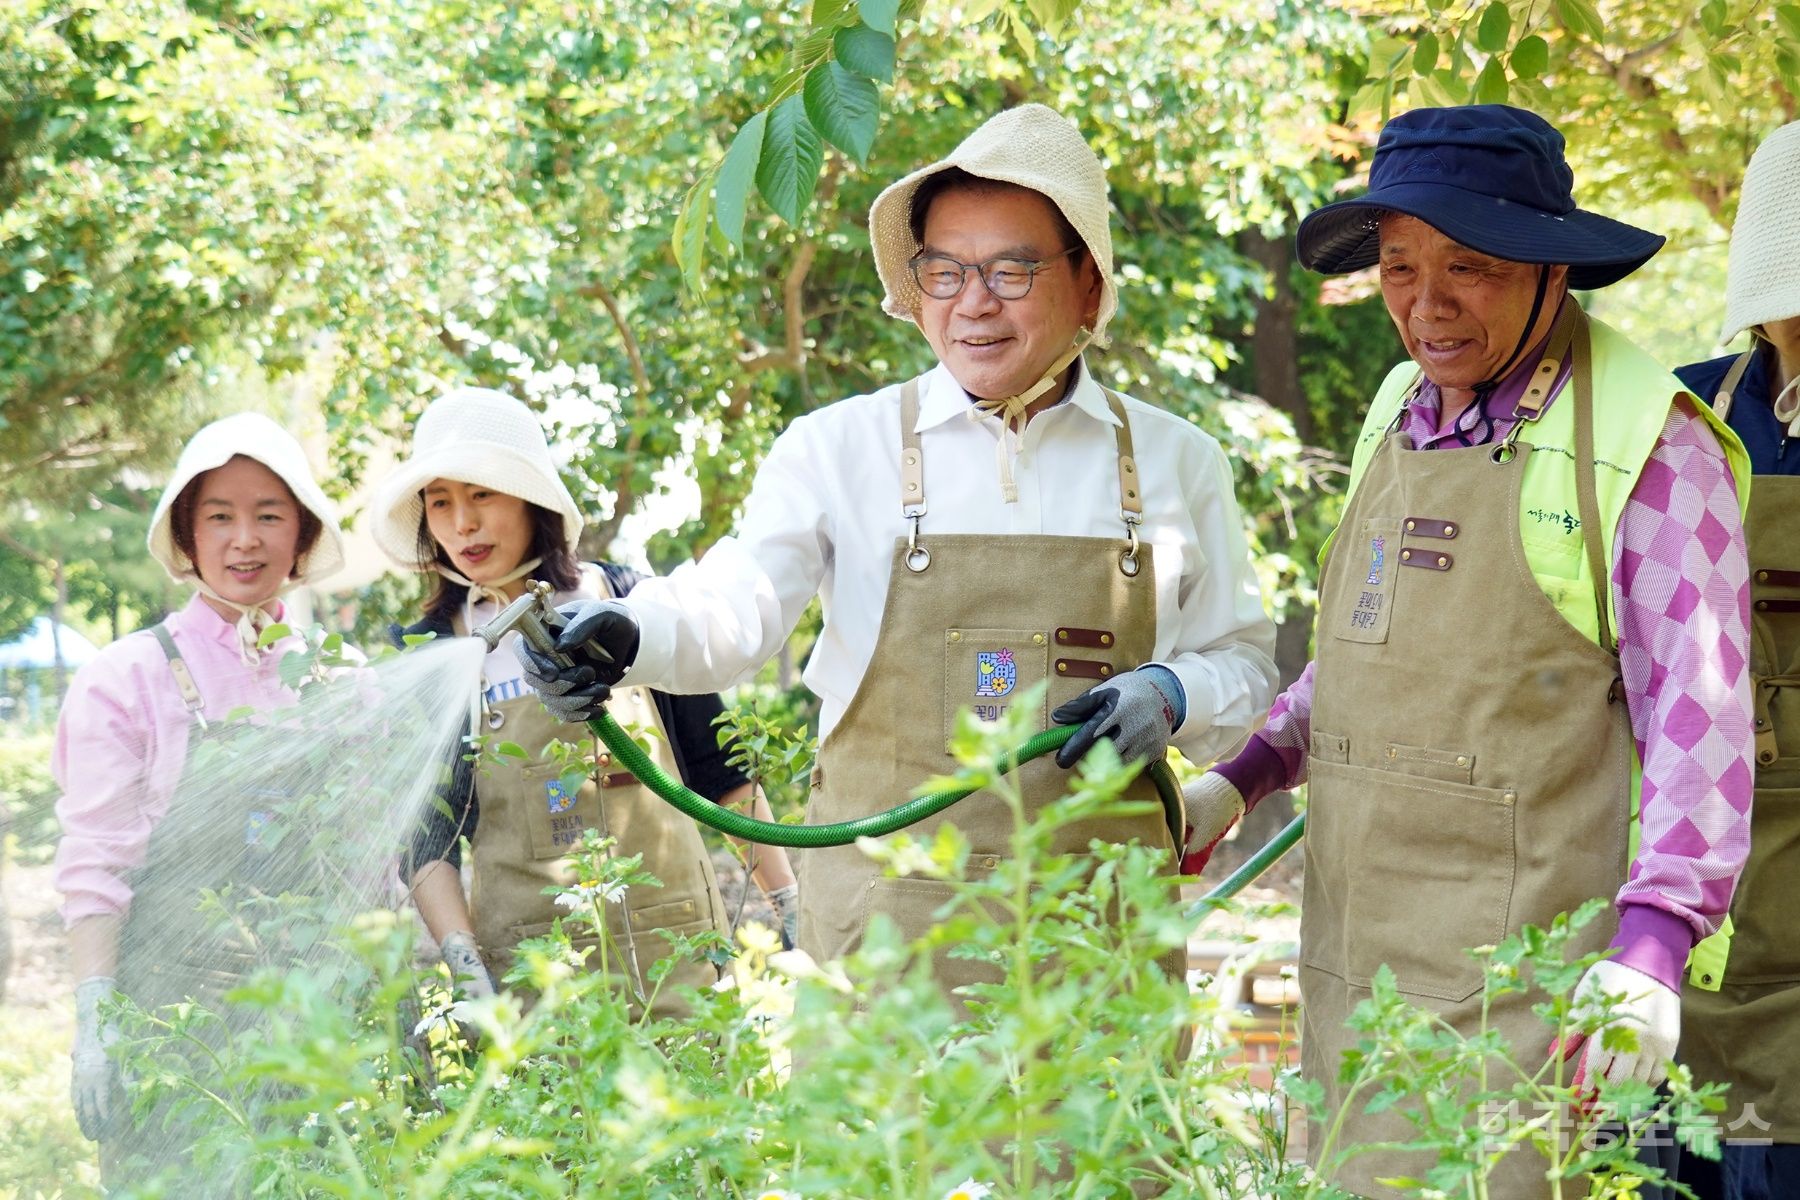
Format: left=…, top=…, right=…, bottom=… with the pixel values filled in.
left=554, top=878, right=628, bottom=909
left=411, top=1000, right=479, bottom=1038
left=754, top=1191, right=799, bottom=1200
left=945, top=1181, right=993, bottom=1200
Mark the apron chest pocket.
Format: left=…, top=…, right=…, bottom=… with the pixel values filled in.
left=522, top=761, right=602, bottom=861
left=1333, top=518, right=1400, bottom=646
left=943, top=629, right=1050, bottom=751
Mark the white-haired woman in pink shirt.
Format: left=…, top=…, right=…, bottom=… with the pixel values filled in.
left=52, top=413, right=344, bottom=1172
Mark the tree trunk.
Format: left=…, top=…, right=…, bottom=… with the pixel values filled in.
left=1236, top=228, right=1311, bottom=848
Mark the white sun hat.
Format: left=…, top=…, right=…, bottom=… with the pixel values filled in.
left=370, top=387, right=583, bottom=570
left=147, top=412, right=346, bottom=586
left=867, top=103, right=1118, bottom=346
left=1724, top=120, right=1800, bottom=344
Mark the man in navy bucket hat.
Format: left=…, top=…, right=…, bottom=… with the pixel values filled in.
left=1182, top=105, right=1756, bottom=1197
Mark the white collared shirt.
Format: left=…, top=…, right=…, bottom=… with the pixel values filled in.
left=619, top=360, right=1278, bottom=764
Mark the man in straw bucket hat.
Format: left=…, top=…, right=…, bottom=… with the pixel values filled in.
left=515, top=104, right=1278, bottom=1007
left=54, top=413, right=346, bottom=1181
left=369, top=387, right=799, bottom=1014
left=1671, top=120, right=1800, bottom=1200
left=1174, top=104, right=1756, bottom=1197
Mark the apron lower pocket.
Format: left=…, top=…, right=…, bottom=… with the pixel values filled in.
left=1725, top=786, right=1800, bottom=983
left=1302, top=756, right=1517, bottom=1004
left=861, top=876, right=1006, bottom=994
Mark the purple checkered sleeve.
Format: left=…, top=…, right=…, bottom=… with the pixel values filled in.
left=1213, top=379, right=1753, bottom=993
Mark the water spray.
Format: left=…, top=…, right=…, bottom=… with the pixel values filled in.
left=475, top=582, right=1185, bottom=849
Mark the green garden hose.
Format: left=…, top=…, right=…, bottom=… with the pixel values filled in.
left=481, top=584, right=1184, bottom=850
left=1193, top=813, right=1305, bottom=905
left=587, top=711, right=1184, bottom=850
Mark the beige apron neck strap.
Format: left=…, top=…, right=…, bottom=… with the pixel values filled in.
left=898, top=378, right=931, bottom=573
left=151, top=622, right=209, bottom=732
left=1568, top=310, right=1615, bottom=655
left=1712, top=348, right=1756, bottom=423
left=1510, top=299, right=1581, bottom=421
left=1100, top=388, right=1146, bottom=576
left=1100, top=389, right=1142, bottom=518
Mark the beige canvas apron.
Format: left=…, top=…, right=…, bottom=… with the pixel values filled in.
left=1682, top=352, right=1800, bottom=1142
left=107, top=626, right=302, bottom=1192
left=461, top=612, right=727, bottom=1018
left=1303, top=315, right=1633, bottom=1199
left=799, top=377, right=1183, bottom=1008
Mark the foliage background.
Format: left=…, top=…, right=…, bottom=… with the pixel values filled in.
left=0, top=1, right=1792, bottom=1188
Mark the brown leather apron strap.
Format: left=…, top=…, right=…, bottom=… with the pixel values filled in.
left=1569, top=312, right=1615, bottom=653
left=1711, top=349, right=1755, bottom=422
left=151, top=622, right=208, bottom=730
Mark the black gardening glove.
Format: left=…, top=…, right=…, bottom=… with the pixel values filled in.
left=513, top=599, right=640, bottom=723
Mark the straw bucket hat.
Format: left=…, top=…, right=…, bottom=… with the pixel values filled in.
left=147, top=412, right=346, bottom=585
left=1723, top=121, right=1800, bottom=343
left=868, top=103, right=1118, bottom=346
left=370, top=387, right=583, bottom=569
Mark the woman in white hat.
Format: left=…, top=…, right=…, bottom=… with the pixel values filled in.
left=1673, top=120, right=1800, bottom=1200
left=371, top=387, right=798, bottom=1013
left=51, top=412, right=347, bottom=1168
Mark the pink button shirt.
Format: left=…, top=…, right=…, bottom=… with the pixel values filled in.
left=52, top=594, right=305, bottom=925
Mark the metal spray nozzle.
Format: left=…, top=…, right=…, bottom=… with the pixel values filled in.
left=473, top=580, right=567, bottom=661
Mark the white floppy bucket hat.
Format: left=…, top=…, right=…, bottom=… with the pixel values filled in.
left=1724, top=120, right=1800, bottom=344
left=370, top=387, right=583, bottom=570
left=148, top=412, right=346, bottom=586
left=868, top=103, right=1118, bottom=346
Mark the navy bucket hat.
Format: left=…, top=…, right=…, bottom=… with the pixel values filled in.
left=1296, top=105, right=1664, bottom=290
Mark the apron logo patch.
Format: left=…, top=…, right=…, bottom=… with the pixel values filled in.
left=1366, top=536, right=1386, bottom=586
left=975, top=648, right=1017, bottom=698
left=545, top=778, right=577, bottom=814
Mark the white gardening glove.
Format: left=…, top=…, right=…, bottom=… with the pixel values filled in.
left=1182, top=772, right=1246, bottom=856
left=72, top=975, right=123, bottom=1142
left=1566, top=959, right=1680, bottom=1088
left=439, top=930, right=496, bottom=999
left=766, top=884, right=800, bottom=951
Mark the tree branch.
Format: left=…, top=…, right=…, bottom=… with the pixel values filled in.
left=578, top=277, right=656, bottom=554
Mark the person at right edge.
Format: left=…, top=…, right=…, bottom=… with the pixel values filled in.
left=1671, top=120, right=1800, bottom=1200
left=1182, top=105, right=1754, bottom=1198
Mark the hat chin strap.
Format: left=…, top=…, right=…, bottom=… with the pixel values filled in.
left=193, top=578, right=290, bottom=666
left=969, top=329, right=1093, bottom=503
left=1473, top=265, right=1554, bottom=396
left=438, top=557, right=545, bottom=635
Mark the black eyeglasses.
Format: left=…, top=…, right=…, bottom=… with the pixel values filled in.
left=907, top=246, right=1080, bottom=301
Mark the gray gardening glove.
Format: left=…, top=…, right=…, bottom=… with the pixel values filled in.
left=1052, top=665, right=1186, bottom=769
left=766, top=884, right=800, bottom=951
left=514, top=599, right=640, bottom=723
left=1182, top=772, right=1246, bottom=855
left=438, top=930, right=496, bottom=1000
left=72, top=975, right=123, bottom=1142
